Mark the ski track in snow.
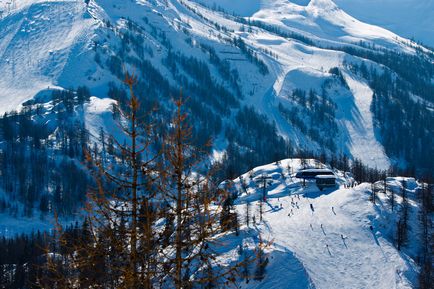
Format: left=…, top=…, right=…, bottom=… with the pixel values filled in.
left=341, top=73, right=390, bottom=170
left=255, top=186, right=413, bottom=289
left=231, top=159, right=417, bottom=289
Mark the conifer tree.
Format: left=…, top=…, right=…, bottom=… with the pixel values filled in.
left=41, top=73, right=161, bottom=288
left=40, top=77, right=250, bottom=288
left=157, top=96, right=244, bottom=288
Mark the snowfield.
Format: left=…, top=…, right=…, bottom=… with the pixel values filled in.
left=333, top=0, right=434, bottom=47
left=0, top=0, right=431, bottom=268
left=339, top=72, right=390, bottom=169
left=0, top=1, right=431, bottom=287
left=228, top=159, right=420, bottom=288
left=0, top=0, right=96, bottom=114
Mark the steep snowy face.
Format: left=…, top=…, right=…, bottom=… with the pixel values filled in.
left=0, top=0, right=96, bottom=113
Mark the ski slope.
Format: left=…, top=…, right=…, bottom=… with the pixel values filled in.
left=339, top=72, right=390, bottom=169
left=229, top=159, right=419, bottom=288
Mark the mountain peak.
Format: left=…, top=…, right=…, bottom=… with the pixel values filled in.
left=309, top=0, right=338, bottom=9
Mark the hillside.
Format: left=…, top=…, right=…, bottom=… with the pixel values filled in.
left=1, top=156, right=430, bottom=288
left=226, top=159, right=424, bottom=288
left=0, top=0, right=433, bottom=174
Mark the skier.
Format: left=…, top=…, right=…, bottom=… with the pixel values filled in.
left=341, top=234, right=348, bottom=248
left=321, top=224, right=326, bottom=235
left=325, top=244, right=331, bottom=255
left=310, top=203, right=314, bottom=212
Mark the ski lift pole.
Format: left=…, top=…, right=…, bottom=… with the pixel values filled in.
left=258, top=174, right=272, bottom=201
left=256, top=174, right=272, bottom=222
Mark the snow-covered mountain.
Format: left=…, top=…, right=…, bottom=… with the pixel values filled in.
left=0, top=2, right=433, bottom=287
left=197, top=0, right=434, bottom=47
left=0, top=0, right=433, bottom=230
left=1, top=0, right=432, bottom=174
left=333, top=0, right=434, bottom=48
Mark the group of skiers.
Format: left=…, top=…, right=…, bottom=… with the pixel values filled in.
left=281, top=195, right=354, bottom=255
left=286, top=195, right=301, bottom=217
left=344, top=180, right=358, bottom=189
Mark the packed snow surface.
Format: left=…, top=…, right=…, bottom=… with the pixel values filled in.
left=339, top=72, right=390, bottom=169
left=228, top=159, right=419, bottom=288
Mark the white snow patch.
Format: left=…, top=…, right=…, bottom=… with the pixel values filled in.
left=339, top=72, right=390, bottom=169
left=0, top=0, right=96, bottom=114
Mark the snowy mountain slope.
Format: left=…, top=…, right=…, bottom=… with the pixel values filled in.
left=228, top=159, right=422, bottom=288
left=194, top=0, right=434, bottom=48
left=0, top=2, right=432, bottom=286
left=0, top=0, right=96, bottom=114
left=339, top=71, right=390, bottom=169
left=0, top=0, right=433, bottom=173
left=252, top=0, right=411, bottom=50
left=178, top=0, right=429, bottom=169
left=333, top=0, right=434, bottom=47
